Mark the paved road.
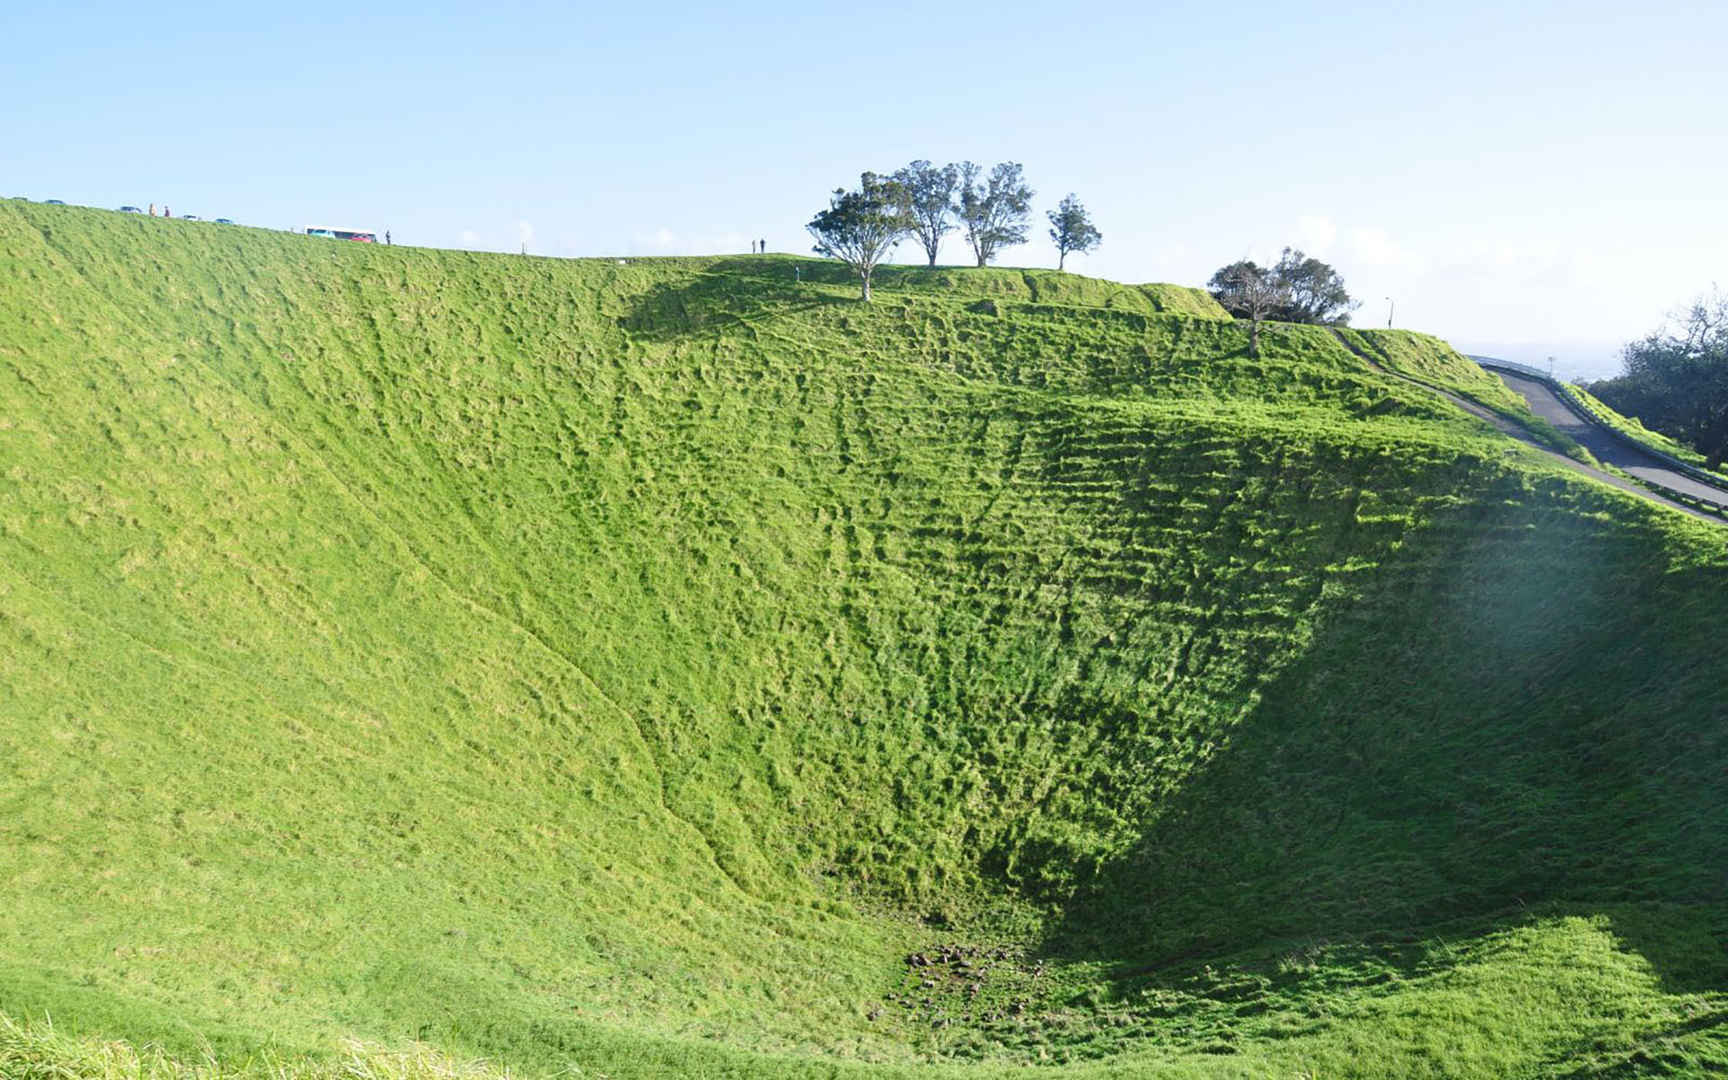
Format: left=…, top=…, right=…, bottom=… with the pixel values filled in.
left=1328, top=331, right=1724, bottom=525
left=1488, top=368, right=1728, bottom=515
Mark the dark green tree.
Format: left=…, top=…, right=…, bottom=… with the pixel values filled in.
left=806, top=173, right=911, bottom=301
left=1046, top=194, right=1101, bottom=271
left=1272, top=247, right=1358, bottom=324
left=955, top=161, right=1033, bottom=267
left=1209, top=248, right=1357, bottom=326
left=894, top=160, right=959, bottom=267
left=1206, top=260, right=1290, bottom=358
left=1592, top=290, right=1728, bottom=467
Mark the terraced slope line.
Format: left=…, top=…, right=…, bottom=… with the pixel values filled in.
left=1476, top=358, right=1728, bottom=517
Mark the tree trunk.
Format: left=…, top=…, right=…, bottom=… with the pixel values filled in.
left=860, top=269, right=872, bottom=302
left=1058, top=249, right=1067, bottom=271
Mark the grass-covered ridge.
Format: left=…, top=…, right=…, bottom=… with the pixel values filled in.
left=2, top=202, right=1725, bottom=1077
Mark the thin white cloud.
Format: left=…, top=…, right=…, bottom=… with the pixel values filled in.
left=635, top=227, right=677, bottom=251
left=632, top=227, right=754, bottom=255
left=1349, top=227, right=1424, bottom=272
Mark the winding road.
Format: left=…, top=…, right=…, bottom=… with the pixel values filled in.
left=1478, top=362, right=1728, bottom=516
left=1331, top=331, right=1728, bottom=525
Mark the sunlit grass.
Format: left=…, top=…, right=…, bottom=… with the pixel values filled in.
left=1, top=202, right=1723, bottom=1078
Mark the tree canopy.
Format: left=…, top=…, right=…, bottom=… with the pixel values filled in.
left=1591, top=290, right=1728, bottom=467
left=806, top=173, right=911, bottom=302
left=1206, top=261, right=1290, bottom=358
left=894, top=160, right=959, bottom=268
left=1272, top=248, right=1357, bottom=324
left=955, top=161, right=1033, bottom=267
left=1207, top=248, right=1356, bottom=325
left=1047, top=194, right=1101, bottom=271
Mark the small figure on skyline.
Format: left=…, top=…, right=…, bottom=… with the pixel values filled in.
left=385, top=230, right=391, bottom=246
left=148, top=203, right=156, bottom=216
left=163, top=206, right=171, bottom=218
left=750, top=240, right=757, bottom=254
left=760, top=238, right=766, bottom=254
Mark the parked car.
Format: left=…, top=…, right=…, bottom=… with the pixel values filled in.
left=44, top=199, right=65, bottom=205
left=213, top=218, right=235, bottom=225
left=181, top=214, right=200, bottom=221
left=119, top=205, right=144, bottom=214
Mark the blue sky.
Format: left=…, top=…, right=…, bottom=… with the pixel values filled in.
left=5, top=0, right=1723, bottom=379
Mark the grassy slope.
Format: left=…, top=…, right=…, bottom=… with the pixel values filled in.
left=1569, top=383, right=1728, bottom=476
left=1, top=204, right=1724, bottom=1077
left=1338, top=327, right=1522, bottom=409
left=793, top=259, right=1230, bottom=317
left=1336, top=326, right=1596, bottom=462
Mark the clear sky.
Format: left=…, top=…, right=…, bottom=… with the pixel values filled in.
left=5, top=0, right=1723, bottom=379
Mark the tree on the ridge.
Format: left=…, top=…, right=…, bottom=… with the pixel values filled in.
left=1207, top=260, right=1289, bottom=358
left=1592, top=290, right=1728, bottom=467
left=1208, top=248, right=1357, bottom=326
left=895, top=160, right=960, bottom=267
left=1047, top=194, right=1101, bottom=271
left=1272, top=247, right=1358, bottom=325
left=807, top=172, right=912, bottom=301
left=955, top=161, right=1033, bottom=267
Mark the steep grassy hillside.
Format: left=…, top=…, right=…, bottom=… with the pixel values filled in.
left=2, top=203, right=1724, bottom=1077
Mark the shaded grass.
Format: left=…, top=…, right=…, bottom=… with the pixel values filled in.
left=1, top=201, right=1724, bottom=1077
left=1569, top=382, right=1728, bottom=477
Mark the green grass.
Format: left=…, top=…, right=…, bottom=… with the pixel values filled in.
left=2, top=202, right=1724, bottom=1077
left=785, top=259, right=1231, bottom=317
left=1335, top=326, right=1597, bottom=463
left=1567, top=383, right=1728, bottom=476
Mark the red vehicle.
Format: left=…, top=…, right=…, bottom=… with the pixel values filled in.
left=305, top=227, right=377, bottom=242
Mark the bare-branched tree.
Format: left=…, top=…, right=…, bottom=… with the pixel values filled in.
left=1207, top=260, right=1290, bottom=358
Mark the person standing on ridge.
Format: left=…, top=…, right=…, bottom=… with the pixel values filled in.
left=148, top=203, right=155, bottom=216
left=385, top=230, right=391, bottom=246
left=760, top=238, right=766, bottom=254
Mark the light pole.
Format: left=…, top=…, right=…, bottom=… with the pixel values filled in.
left=1385, top=297, right=1395, bottom=329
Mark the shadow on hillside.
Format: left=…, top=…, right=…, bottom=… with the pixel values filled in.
left=618, top=257, right=857, bottom=340
left=1026, top=490, right=1728, bottom=999
left=616, top=257, right=1122, bottom=341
